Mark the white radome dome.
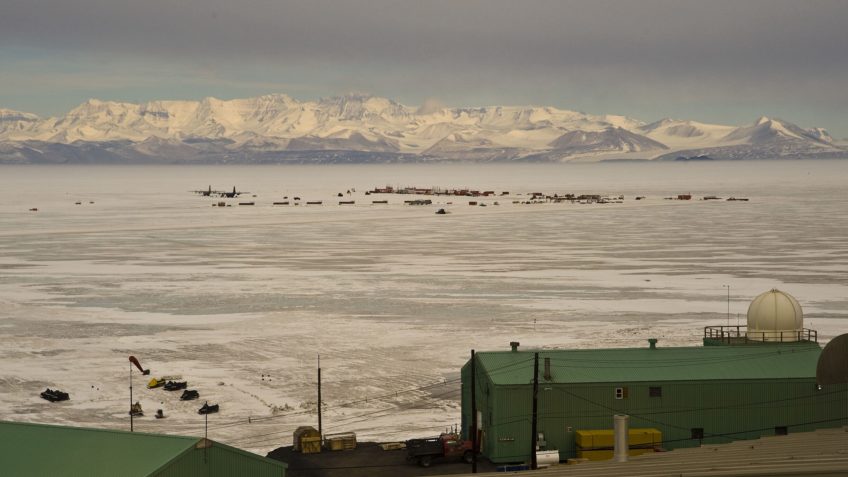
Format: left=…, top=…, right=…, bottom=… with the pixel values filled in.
left=747, top=289, right=803, bottom=341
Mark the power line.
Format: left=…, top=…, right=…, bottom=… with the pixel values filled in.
left=230, top=385, right=464, bottom=448
left=225, top=382, right=463, bottom=444
left=212, top=357, right=532, bottom=433
left=209, top=376, right=463, bottom=431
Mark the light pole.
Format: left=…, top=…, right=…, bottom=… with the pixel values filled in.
left=129, top=361, right=133, bottom=432
left=722, top=285, right=731, bottom=327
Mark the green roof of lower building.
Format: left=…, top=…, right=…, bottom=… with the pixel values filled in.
left=0, top=420, right=285, bottom=477
left=474, top=342, right=822, bottom=385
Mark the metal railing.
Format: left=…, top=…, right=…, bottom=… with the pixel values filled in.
left=704, top=325, right=817, bottom=344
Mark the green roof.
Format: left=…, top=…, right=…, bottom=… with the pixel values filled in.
left=473, top=342, right=822, bottom=385
left=0, top=420, right=285, bottom=476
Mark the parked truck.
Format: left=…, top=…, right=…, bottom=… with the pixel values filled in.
left=405, top=432, right=474, bottom=467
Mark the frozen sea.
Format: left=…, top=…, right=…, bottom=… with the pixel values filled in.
left=1, top=161, right=847, bottom=453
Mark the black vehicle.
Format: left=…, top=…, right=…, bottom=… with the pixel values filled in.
left=163, top=381, right=187, bottom=391
left=180, top=390, right=199, bottom=401
left=40, top=388, right=70, bottom=402
left=198, top=402, right=219, bottom=414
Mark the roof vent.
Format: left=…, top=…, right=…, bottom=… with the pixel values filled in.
left=510, top=341, right=520, bottom=352
left=648, top=338, right=658, bottom=350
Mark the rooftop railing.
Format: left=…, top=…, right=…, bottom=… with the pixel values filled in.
left=704, top=325, right=817, bottom=344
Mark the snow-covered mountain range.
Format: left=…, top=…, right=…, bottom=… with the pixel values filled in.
left=1, top=94, right=845, bottom=163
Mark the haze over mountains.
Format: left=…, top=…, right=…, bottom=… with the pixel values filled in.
left=1, top=94, right=845, bottom=164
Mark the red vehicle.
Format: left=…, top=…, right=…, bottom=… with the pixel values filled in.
left=405, top=432, right=474, bottom=467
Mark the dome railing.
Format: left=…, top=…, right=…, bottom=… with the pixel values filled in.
left=704, top=325, right=817, bottom=344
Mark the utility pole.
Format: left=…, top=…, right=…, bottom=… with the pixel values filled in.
left=471, top=350, right=477, bottom=473
left=127, top=356, right=149, bottom=433
left=317, top=354, right=322, bottom=438
left=203, top=402, right=209, bottom=463
left=129, top=361, right=133, bottom=432
left=531, top=352, right=539, bottom=470
left=723, top=284, right=730, bottom=326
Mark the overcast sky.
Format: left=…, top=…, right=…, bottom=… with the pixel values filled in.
left=2, top=0, right=847, bottom=136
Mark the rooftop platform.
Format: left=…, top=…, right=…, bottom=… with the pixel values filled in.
left=704, top=325, right=818, bottom=346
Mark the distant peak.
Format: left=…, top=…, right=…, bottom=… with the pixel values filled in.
left=645, top=118, right=675, bottom=127
left=67, top=98, right=127, bottom=115
left=755, top=116, right=771, bottom=126
left=321, top=92, right=374, bottom=103
left=415, top=98, right=446, bottom=115
left=805, top=127, right=833, bottom=143
left=344, top=91, right=380, bottom=100
left=0, top=108, right=40, bottom=121
left=260, top=93, right=294, bottom=102
left=75, top=98, right=137, bottom=109
left=0, top=107, right=37, bottom=116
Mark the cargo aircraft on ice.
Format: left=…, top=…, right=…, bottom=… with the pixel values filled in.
left=191, top=186, right=249, bottom=198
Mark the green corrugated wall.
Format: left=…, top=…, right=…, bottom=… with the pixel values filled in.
left=465, top=377, right=848, bottom=464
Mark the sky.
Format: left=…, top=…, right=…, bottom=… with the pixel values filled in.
left=2, top=0, right=847, bottom=137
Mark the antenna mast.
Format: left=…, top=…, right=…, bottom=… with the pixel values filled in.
left=317, top=354, right=322, bottom=438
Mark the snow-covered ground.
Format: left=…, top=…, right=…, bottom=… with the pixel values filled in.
left=0, top=162, right=846, bottom=454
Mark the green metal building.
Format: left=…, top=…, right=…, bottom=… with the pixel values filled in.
left=460, top=339, right=848, bottom=464
left=0, top=420, right=287, bottom=477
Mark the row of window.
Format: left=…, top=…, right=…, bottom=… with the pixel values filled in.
left=614, top=386, right=662, bottom=399
left=609, top=387, right=790, bottom=440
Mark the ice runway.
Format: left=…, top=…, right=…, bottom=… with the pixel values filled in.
left=1, top=162, right=847, bottom=454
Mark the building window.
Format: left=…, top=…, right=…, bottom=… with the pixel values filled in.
left=649, top=386, right=662, bottom=397
left=615, top=387, right=628, bottom=399
left=691, top=428, right=704, bottom=440
left=775, top=426, right=788, bottom=436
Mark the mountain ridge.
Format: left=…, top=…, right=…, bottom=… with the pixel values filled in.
left=1, top=94, right=845, bottom=163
